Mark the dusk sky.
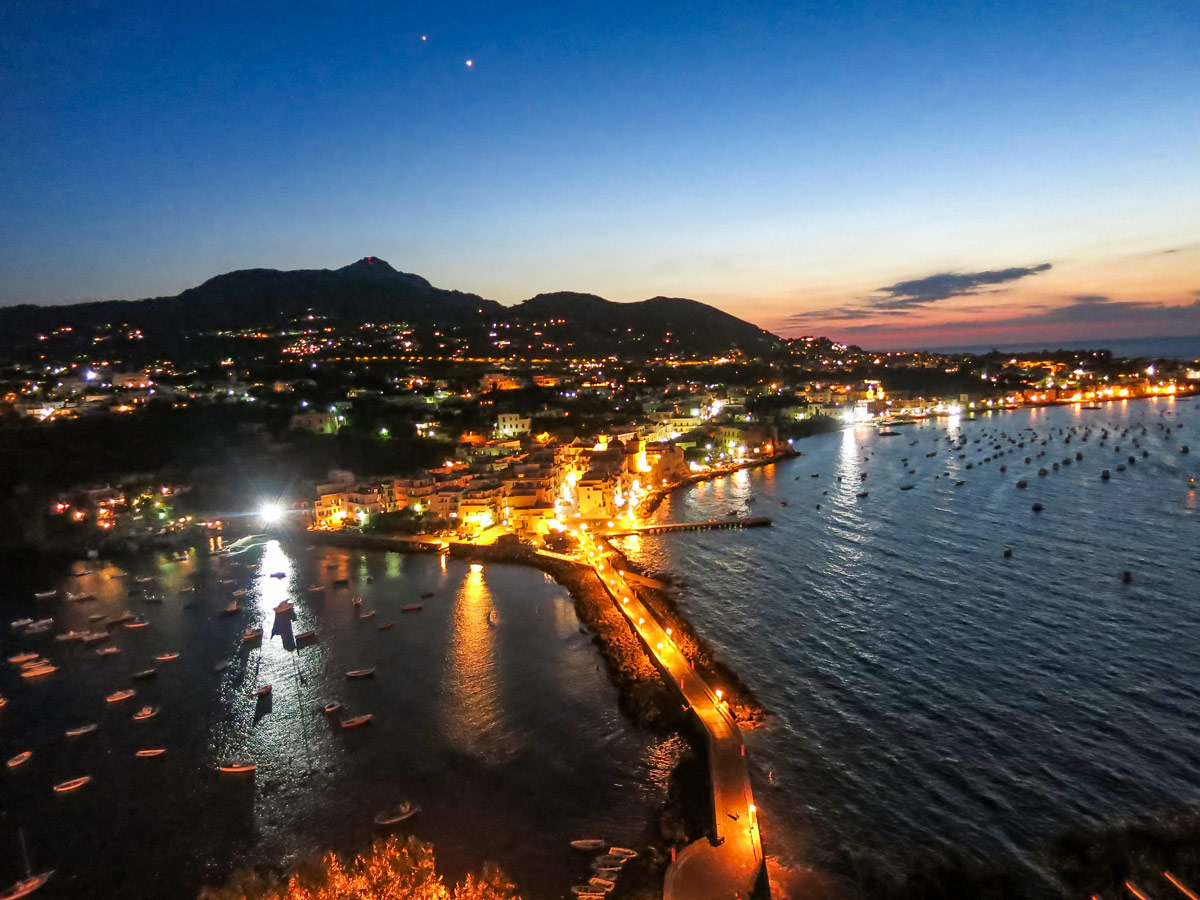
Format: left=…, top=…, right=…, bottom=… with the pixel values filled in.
left=1, top=0, right=1197, bottom=348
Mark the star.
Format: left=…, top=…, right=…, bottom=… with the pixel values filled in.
left=465, top=59, right=473, bottom=67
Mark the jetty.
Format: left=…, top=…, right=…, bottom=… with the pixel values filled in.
left=578, top=532, right=767, bottom=900
left=598, top=517, right=771, bottom=537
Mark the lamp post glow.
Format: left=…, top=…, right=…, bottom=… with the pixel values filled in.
left=259, top=503, right=282, bottom=526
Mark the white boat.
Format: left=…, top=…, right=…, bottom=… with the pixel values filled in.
left=33, top=590, right=56, bottom=600
left=374, top=801, right=420, bottom=825
left=570, top=839, right=607, bottom=852
left=9, top=619, right=33, bottom=631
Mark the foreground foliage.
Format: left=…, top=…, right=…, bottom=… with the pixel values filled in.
left=199, top=836, right=521, bottom=900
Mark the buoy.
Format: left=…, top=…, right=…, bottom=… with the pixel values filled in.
left=1003, top=548, right=1013, bottom=558
left=1032, top=502, right=1043, bottom=512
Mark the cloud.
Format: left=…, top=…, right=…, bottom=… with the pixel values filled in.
left=865, top=263, right=1052, bottom=311
left=806, top=294, right=1200, bottom=339
left=785, top=262, right=1055, bottom=325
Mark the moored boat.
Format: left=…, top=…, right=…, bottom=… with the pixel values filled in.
left=65, top=723, right=98, bottom=738
left=345, top=668, right=375, bottom=678
left=324, top=702, right=342, bottom=714
left=340, top=714, right=373, bottom=728
left=242, top=628, right=263, bottom=643
left=133, top=706, right=159, bottom=721
left=52, top=776, right=92, bottom=794
left=257, top=684, right=272, bottom=697
left=135, top=748, right=166, bottom=758
left=273, top=601, right=294, bottom=615
left=131, top=668, right=157, bottom=680
left=155, top=652, right=180, bottom=662
left=570, top=839, right=607, bottom=852
left=106, top=689, right=135, bottom=703
left=401, top=604, right=423, bottom=613
left=0, top=871, right=53, bottom=899
left=608, top=847, right=638, bottom=859
left=33, top=590, right=56, bottom=600
left=295, top=630, right=317, bottom=642
left=8, top=652, right=39, bottom=665
left=124, top=618, right=149, bottom=629
left=6, top=751, right=32, bottom=769
left=218, top=762, right=256, bottom=774
left=374, top=801, right=420, bottom=825
left=20, top=665, right=56, bottom=679
left=95, top=646, right=120, bottom=657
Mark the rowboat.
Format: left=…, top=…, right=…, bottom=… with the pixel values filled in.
left=52, top=776, right=92, bottom=794
left=19, top=660, right=46, bottom=671
left=33, top=590, right=56, bottom=600
left=358, top=610, right=376, bottom=619
left=54, top=631, right=85, bottom=643
left=374, top=801, right=420, bottom=825
left=377, top=622, right=394, bottom=630
left=155, top=652, right=179, bottom=662
left=340, top=714, right=373, bottom=729
left=95, top=646, right=120, bottom=657
left=569, top=840, right=607, bottom=852
left=81, top=632, right=108, bottom=644
left=65, top=724, right=98, bottom=738
left=218, top=763, right=256, bottom=774
left=571, top=887, right=605, bottom=897
left=242, top=628, right=263, bottom=643
left=345, top=668, right=375, bottom=679
left=257, top=685, right=272, bottom=697
left=324, top=702, right=342, bottom=714
left=608, top=847, right=638, bottom=859
left=220, top=603, right=241, bottom=616
left=273, top=601, right=293, bottom=615
left=401, top=604, right=423, bottom=613
left=8, top=652, right=39, bottom=665
left=6, top=752, right=32, bottom=769
left=307, top=585, right=324, bottom=593
left=131, top=668, right=157, bottom=680
left=20, top=666, right=56, bottom=679
left=295, top=630, right=317, bottom=643
left=135, top=576, right=155, bottom=583
left=9, top=619, right=33, bottom=631
left=124, top=618, right=149, bottom=629
left=106, top=689, right=135, bottom=703
left=133, top=706, right=158, bottom=721
left=231, top=589, right=248, bottom=598
left=588, top=877, right=615, bottom=891
left=135, top=749, right=166, bottom=758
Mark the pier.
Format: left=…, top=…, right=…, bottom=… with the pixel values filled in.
left=576, top=532, right=767, bottom=900
left=598, top=516, right=772, bottom=536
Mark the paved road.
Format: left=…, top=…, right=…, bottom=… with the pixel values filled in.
left=575, top=532, right=766, bottom=900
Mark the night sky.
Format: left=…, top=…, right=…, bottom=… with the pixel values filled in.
left=2, top=0, right=1197, bottom=347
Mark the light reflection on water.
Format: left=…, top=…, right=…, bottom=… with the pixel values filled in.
left=1, top=547, right=672, bottom=900
left=619, top=399, right=1200, bottom=895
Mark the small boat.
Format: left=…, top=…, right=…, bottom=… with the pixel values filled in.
left=340, top=714, right=373, bottom=729
left=8, top=652, right=39, bottom=665
left=401, top=604, right=423, bottom=613
left=65, top=724, right=98, bottom=738
left=95, top=646, right=120, bottom=657
left=133, top=706, right=159, bottom=721
left=0, top=697, right=6, bottom=709
left=377, top=622, right=394, bottom=630
left=178, top=586, right=194, bottom=594
left=131, top=668, right=157, bottom=680
left=324, top=702, right=342, bottom=714
left=54, top=631, right=85, bottom=643
left=0, top=871, right=53, bottom=899
left=374, top=801, right=420, bottom=825
left=591, top=855, right=626, bottom=869
left=231, top=589, right=248, bottom=598
left=218, top=762, right=256, bottom=774
left=571, top=887, right=605, bottom=897
left=855, top=491, right=868, bottom=498
left=270, top=572, right=286, bottom=579
left=242, top=628, right=263, bottom=643
left=155, top=652, right=180, bottom=662
left=295, top=630, right=317, bottom=643
left=307, top=585, right=324, bottom=593
left=135, top=576, right=156, bottom=584
left=7, top=751, right=32, bottom=769
left=106, top=689, right=135, bottom=703
left=124, top=618, right=149, bottom=629
left=20, top=659, right=46, bottom=671
left=33, top=590, right=56, bottom=600
left=273, top=601, right=294, bottom=615
left=588, top=878, right=615, bottom=891
left=135, top=748, right=166, bottom=758
left=346, top=668, right=375, bottom=679
left=81, top=631, right=108, bottom=644
left=358, top=610, right=376, bottom=619
left=257, top=684, right=272, bottom=697
left=899, top=484, right=915, bottom=491
left=570, top=839, right=607, bottom=852
left=9, top=619, right=33, bottom=631
left=106, top=612, right=134, bottom=626
left=220, top=603, right=241, bottom=616
left=608, top=847, right=638, bottom=859
left=20, top=665, right=56, bottom=679
left=52, top=776, right=92, bottom=794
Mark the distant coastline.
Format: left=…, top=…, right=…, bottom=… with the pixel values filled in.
left=912, top=333, right=1200, bottom=360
